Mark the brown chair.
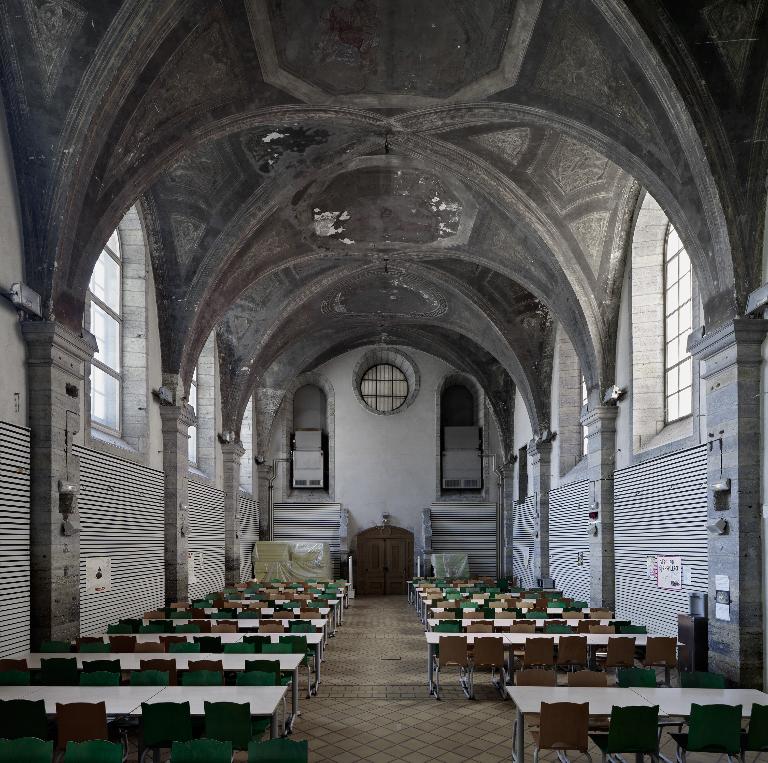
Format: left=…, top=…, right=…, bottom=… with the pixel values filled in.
left=578, top=619, right=599, bottom=633
left=590, top=625, right=616, bottom=634
left=109, top=635, right=137, bottom=653
left=643, top=636, right=678, bottom=686
left=470, top=637, right=507, bottom=698
left=567, top=670, right=608, bottom=687
left=259, top=622, right=285, bottom=633
left=211, top=624, right=237, bottom=633
left=0, top=658, right=28, bottom=671
left=135, top=641, right=165, bottom=653
left=145, top=610, right=165, bottom=620
left=433, top=636, right=471, bottom=699
left=433, top=612, right=454, bottom=620
left=562, top=610, right=585, bottom=620
left=510, top=623, right=536, bottom=633
left=556, top=636, right=588, bottom=672
left=190, top=619, right=212, bottom=632
left=521, top=637, right=555, bottom=669
left=531, top=702, right=590, bottom=763
left=140, top=658, right=177, bottom=685
left=300, top=611, right=323, bottom=620
left=467, top=622, right=494, bottom=633
left=55, top=702, right=108, bottom=752
left=599, top=636, right=636, bottom=673
left=464, top=611, right=484, bottom=620
left=188, top=659, right=223, bottom=673
left=188, top=608, right=206, bottom=618
left=160, top=636, right=186, bottom=648
left=590, top=609, right=614, bottom=619
left=516, top=668, right=557, bottom=687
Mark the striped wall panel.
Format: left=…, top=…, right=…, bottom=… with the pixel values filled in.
left=512, top=496, right=536, bottom=588
left=76, top=446, right=164, bottom=635
left=614, top=444, right=708, bottom=636
left=430, top=503, right=498, bottom=577
left=549, top=480, right=590, bottom=602
left=0, top=423, right=31, bottom=657
left=273, top=503, right=341, bottom=578
left=239, top=493, right=259, bottom=582
left=188, top=479, right=225, bottom=600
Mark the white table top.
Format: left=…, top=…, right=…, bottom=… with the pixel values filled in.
left=427, top=618, right=613, bottom=628
left=507, top=686, right=650, bottom=715
left=426, top=632, right=656, bottom=647
left=0, top=685, right=164, bottom=715
left=202, top=607, right=330, bottom=616
left=101, top=633, right=244, bottom=644
left=631, top=687, right=768, bottom=716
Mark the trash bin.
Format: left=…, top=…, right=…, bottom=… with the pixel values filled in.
left=689, top=592, right=707, bottom=617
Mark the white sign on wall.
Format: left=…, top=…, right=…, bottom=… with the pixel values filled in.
left=188, top=551, right=203, bottom=585
left=656, top=555, right=682, bottom=591
left=85, top=557, right=112, bottom=594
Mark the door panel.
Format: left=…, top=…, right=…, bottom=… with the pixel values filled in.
left=360, top=538, right=386, bottom=595
left=356, top=527, right=414, bottom=595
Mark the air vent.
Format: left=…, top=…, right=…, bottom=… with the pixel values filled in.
left=294, top=480, right=307, bottom=486
left=309, top=480, right=321, bottom=486
left=463, top=479, right=479, bottom=488
left=443, top=479, right=462, bottom=489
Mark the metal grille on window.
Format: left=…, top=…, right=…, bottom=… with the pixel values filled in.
left=361, top=364, right=408, bottom=412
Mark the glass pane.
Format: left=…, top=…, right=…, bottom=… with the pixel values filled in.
left=91, top=303, right=120, bottom=372
left=679, top=271, right=691, bottom=304
left=665, top=284, right=678, bottom=313
left=666, top=340, right=679, bottom=368
left=188, top=425, right=198, bottom=464
left=667, top=392, right=679, bottom=422
left=679, top=357, right=692, bottom=389
left=678, top=388, right=692, bottom=418
left=106, top=230, right=121, bottom=258
left=678, top=300, right=692, bottom=335
left=678, top=335, right=690, bottom=364
left=91, top=366, right=120, bottom=431
left=89, top=251, right=120, bottom=313
left=665, top=312, right=678, bottom=341
left=189, top=377, right=197, bottom=413
left=666, top=367, right=678, bottom=395
left=665, top=255, right=678, bottom=285
left=666, top=227, right=681, bottom=257
left=678, top=248, right=691, bottom=277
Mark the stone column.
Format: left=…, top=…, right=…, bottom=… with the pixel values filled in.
left=221, top=440, right=245, bottom=586
left=22, top=321, right=96, bottom=647
left=159, top=401, right=196, bottom=604
left=581, top=405, right=618, bottom=609
left=421, top=508, right=432, bottom=575
left=689, top=318, right=767, bottom=687
left=501, top=463, right=515, bottom=578
left=255, top=463, right=271, bottom=540
left=529, top=438, right=552, bottom=584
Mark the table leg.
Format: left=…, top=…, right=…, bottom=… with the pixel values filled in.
left=514, top=707, right=524, bottom=763
left=270, top=711, right=278, bottom=739
left=313, top=643, right=321, bottom=695
left=286, top=666, right=299, bottom=733
left=428, top=642, right=435, bottom=695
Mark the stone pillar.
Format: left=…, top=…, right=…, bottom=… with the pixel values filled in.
left=256, top=463, right=271, bottom=540
left=159, top=401, right=196, bottom=604
left=529, top=438, right=552, bottom=584
left=221, top=441, right=245, bottom=586
left=689, top=318, right=767, bottom=687
left=421, top=508, right=432, bottom=575
left=581, top=405, right=618, bottom=609
left=502, top=463, right=515, bottom=578
left=22, top=321, right=95, bottom=647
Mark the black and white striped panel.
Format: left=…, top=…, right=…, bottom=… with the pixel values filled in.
left=239, top=493, right=259, bottom=582
left=76, top=446, right=164, bottom=635
left=273, top=503, right=341, bottom=578
left=512, top=496, right=536, bottom=588
left=430, top=503, right=498, bottom=577
left=0, top=423, right=31, bottom=657
left=549, top=480, right=591, bottom=601
left=188, top=479, right=225, bottom=600
left=614, top=445, right=708, bottom=636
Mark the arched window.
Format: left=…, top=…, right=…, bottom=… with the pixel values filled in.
left=188, top=367, right=198, bottom=464
left=88, top=231, right=122, bottom=433
left=664, top=225, right=692, bottom=422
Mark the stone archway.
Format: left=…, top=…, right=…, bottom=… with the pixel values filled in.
left=356, top=525, right=414, bottom=596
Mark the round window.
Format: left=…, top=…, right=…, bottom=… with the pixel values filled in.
left=360, top=364, right=409, bottom=413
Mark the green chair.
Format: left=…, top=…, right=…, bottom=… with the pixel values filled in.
left=237, top=670, right=278, bottom=687
left=180, top=670, right=223, bottom=687
left=170, top=739, right=232, bottom=763
left=64, top=740, right=123, bottom=762
left=40, top=640, right=70, bottom=653
left=82, top=659, right=121, bottom=674
left=590, top=705, right=660, bottom=762
left=223, top=643, right=256, bottom=654
left=0, top=700, right=49, bottom=740
left=248, top=738, right=309, bottom=762
left=39, top=657, right=79, bottom=686
left=617, top=667, right=657, bottom=688
left=130, top=670, right=169, bottom=686
left=119, top=618, right=143, bottom=631
left=194, top=636, right=223, bottom=653
left=670, top=703, right=742, bottom=762
left=571, top=601, right=588, bottom=610
left=433, top=622, right=462, bottom=633
left=238, top=611, right=262, bottom=619
left=191, top=600, right=210, bottom=609
left=0, top=737, right=54, bottom=762
left=524, top=611, right=548, bottom=620
left=618, top=625, right=648, bottom=634
left=169, top=611, right=191, bottom=620
left=174, top=624, right=201, bottom=634
left=244, top=660, right=281, bottom=684
left=0, top=670, right=30, bottom=686
left=262, top=642, right=292, bottom=655
left=106, top=624, right=133, bottom=634
left=168, top=642, right=200, bottom=653
left=743, top=703, right=768, bottom=755
left=243, top=636, right=270, bottom=651
left=204, top=702, right=268, bottom=749
left=289, top=622, right=314, bottom=634
left=680, top=671, right=726, bottom=689
left=78, top=642, right=110, bottom=653
left=139, top=624, right=165, bottom=634
left=543, top=624, right=573, bottom=634
left=79, top=671, right=120, bottom=687
left=140, top=701, right=193, bottom=761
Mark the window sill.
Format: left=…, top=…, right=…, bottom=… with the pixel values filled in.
left=87, top=428, right=145, bottom=465
left=635, top=415, right=694, bottom=455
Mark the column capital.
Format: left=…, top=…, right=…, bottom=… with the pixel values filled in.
left=21, top=320, right=96, bottom=367
left=580, top=404, right=619, bottom=430
left=221, top=440, right=246, bottom=461
left=527, top=436, right=553, bottom=461
left=158, top=402, right=197, bottom=430
left=688, top=317, right=768, bottom=369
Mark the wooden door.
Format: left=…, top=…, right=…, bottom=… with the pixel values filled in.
left=360, top=537, right=386, bottom=595
left=385, top=537, right=412, bottom=594
left=356, top=526, right=414, bottom=595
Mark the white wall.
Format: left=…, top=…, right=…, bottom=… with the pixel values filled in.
left=0, top=91, right=27, bottom=428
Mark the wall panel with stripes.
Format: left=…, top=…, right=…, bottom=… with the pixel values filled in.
left=512, top=496, right=536, bottom=588
left=430, top=503, right=497, bottom=577
left=0, top=423, right=31, bottom=657
left=188, top=479, right=225, bottom=600
left=239, top=493, right=259, bottom=582
left=273, top=503, right=341, bottom=578
left=549, top=480, right=590, bottom=602
left=614, top=445, right=708, bottom=636
left=76, top=446, right=164, bottom=635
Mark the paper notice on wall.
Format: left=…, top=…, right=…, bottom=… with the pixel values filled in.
left=646, top=556, right=658, bottom=581
left=85, top=557, right=111, bottom=594
left=715, top=574, right=729, bottom=592
left=188, top=551, right=202, bottom=585
left=682, top=565, right=692, bottom=586
left=715, top=602, right=731, bottom=621
left=656, top=555, right=682, bottom=591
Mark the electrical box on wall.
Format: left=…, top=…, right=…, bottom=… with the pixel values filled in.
left=292, top=429, right=325, bottom=488
left=442, top=426, right=482, bottom=489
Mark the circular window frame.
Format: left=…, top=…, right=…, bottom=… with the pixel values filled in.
left=353, top=348, right=420, bottom=416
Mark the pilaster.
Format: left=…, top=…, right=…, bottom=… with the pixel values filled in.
left=529, top=439, right=552, bottom=583
left=221, top=440, right=245, bottom=586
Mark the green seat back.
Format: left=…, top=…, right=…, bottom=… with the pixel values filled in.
left=169, top=612, right=190, bottom=620
left=745, top=703, right=768, bottom=751
left=64, top=740, right=123, bottom=762
left=107, top=624, right=133, bottom=634
left=204, top=702, right=255, bottom=750
left=39, top=657, right=79, bottom=686
left=243, top=636, right=270, bottom=651
left=571, top=601, right=588, bottom=610
left=525, top=611, right=548, bottom=620
left=79, top=671, right=120, bottom=687
left=238, top=611, right=261, bottom=619
left=130, top=670, right=169, bottom=686
left=223, top=643, right=256, bottom=654
left=0, top=737, right=53, bottom=763
left=617, top=668, right=657, bottom=688
left=82, top=659, right=121, bottom=674
left=262, top=642, right=291, bottom=654
left=282, top=636, right=308, bottom=654
left=289, top=622, right=314, bottom=633
left=680, top=671, right=727, bottom=689
left=79, top=642, right=110, bottom=653
left=170, top=739, right=233, bottom=763
left=543, top=624, right=573, bottom=634
left=119, top=618, right=143, bottom=631
left=193, top=637, right=223, bottom=653
left=181, top=670, right=223, bottom=687
left=618, top=625, right=647, bottom=634
left=248, top=738, right=309, bottom=762
left=0, top=700, right=49, bottom=740
left=686, top=703, right=742, bottom=754
left=174, top=624, right=201, bottom=634
left=244, top=660, right=280, bottom=679
left=40, top=640, right=70, bottom=653
left=0, top=670, right=30, bottom=686
left=168, top=642, right=200, bottom=654
left=603, top=705, right=660, bottom=754
left=236, top=670, right=278, bottom=687
left=433, top=622, right=462, bottom=633
left=139, top=624, right=165, bottom=634
left=141, top=701, right=193, bottom=748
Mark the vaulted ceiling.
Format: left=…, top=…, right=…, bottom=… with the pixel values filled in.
left=2, top=0, right=767, bottom=447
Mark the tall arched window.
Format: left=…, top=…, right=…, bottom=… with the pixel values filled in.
left=188, top=367, right=198, bottom=464
left=88, top=231, right=122, bottom=433
left=664, top=225, right=692, bottom=422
